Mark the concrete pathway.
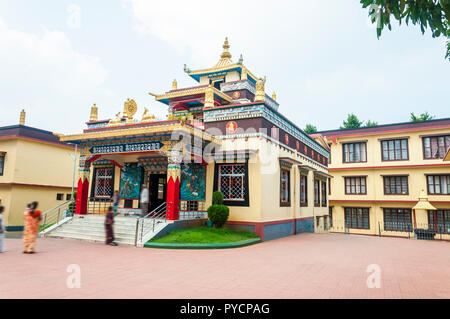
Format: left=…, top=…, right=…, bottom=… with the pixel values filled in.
left=0, top=234, right=448, bottom=298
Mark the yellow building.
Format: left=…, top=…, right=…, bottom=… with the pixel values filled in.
left=57, top=38, right=331, bottom=241
left=0, top=111, right=78, bottom=236
left=313, top=119, right=450, bottom=240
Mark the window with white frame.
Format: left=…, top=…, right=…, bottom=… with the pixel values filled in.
left=218, top=164, right=245, bottom=201
left=93, top=167, right=114, bottom=198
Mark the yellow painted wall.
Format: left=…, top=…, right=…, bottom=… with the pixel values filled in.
left=0, top=137, right=77, bottom=228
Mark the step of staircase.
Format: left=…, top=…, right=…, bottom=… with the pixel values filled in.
left=44, top=215, right=165, bottom=246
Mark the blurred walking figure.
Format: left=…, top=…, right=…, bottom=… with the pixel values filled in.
left=0, top=206, right=5, bottom=253
left=105, top=206, right=117, bottom=246
left=113, top=190, right=120, bottom=216
left=23, top=201, right=41, bottom=254
left=140, top=184, right=149, bottom=217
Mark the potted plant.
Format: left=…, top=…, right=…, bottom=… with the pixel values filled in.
left=207, top=191, right=229, bottom=228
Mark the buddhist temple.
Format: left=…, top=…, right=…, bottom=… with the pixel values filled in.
left=59, top=38, right=331, bottom=241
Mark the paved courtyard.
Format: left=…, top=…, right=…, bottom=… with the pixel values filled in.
left=1, top=233, right=449, bottom=299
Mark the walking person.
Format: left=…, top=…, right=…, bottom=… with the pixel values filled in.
left=140, top=184, right=149, bottom=217
left=105, top=206, right=117, bottom=246
left=0, top=206, right=5, bottom=253
left=23, top=201, right=42, bottom=254
left=112, top=190, right=120, bottom=216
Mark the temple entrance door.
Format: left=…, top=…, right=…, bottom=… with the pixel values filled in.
left=149, top=174, right=167, bottom=212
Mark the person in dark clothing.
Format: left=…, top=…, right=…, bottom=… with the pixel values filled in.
left=105, top=206, right=117, bottom=246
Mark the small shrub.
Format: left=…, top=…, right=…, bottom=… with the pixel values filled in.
left=212, top=191, right=224, bottom=205
left=207, top=204, right=229, bottom=228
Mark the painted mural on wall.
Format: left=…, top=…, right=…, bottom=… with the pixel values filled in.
left=120, top=165, right=142, bottom=199
left=180, top=163, right=206, bottom=201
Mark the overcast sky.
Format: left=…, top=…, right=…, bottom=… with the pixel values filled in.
left=0, top=0, right=449, bottom=134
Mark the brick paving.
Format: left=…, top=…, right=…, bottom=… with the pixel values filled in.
left=0, top=233, right=449, bottom=299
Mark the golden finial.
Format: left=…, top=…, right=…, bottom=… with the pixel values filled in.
left=272, top=92, right=277, bottom=101
left=220, top=37, right=232, bottom=59
left=172, top=79, right=178, bottom=90
left=89, top=103, right=98, bottom=122
left=19, top=109, right=26, bottom=125
left=204, top=85, right=215, bottom=108
left=123, top=98, right=137, bottom=122
left=108, top=112, right=122, bottom=126
left=254, top=78, right=265, bottom=102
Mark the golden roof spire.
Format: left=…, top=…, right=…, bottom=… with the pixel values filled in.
left=221, top=37, right=231, bottom=59
left=89, top=103, right=98, bottom=122
left=19, top=109, right=26, bottom=125
left=172, top=79, right=178, bottom=90
left=215, top=37, right=233, bottom=67
left=272, top=91, right=277, bottom=101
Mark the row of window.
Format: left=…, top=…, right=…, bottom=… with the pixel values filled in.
left=342, top=208, right=450, bottom=234
left=341, top=134, right=450, bottom=163
left=343, top=174, right=450, bottom=195
left=56, top=193, right=73, bottom=201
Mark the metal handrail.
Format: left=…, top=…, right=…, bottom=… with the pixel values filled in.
left=39, top=200, right=75, bottom=233
left=135, top=202, right=167, bottom=246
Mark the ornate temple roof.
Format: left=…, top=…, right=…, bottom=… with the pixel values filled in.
left=184, top=38, right=259, bottom=84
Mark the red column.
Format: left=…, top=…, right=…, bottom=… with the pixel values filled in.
left=75, top=159, right=90, bottom=215
left=166, top=148, right=181, bottom=220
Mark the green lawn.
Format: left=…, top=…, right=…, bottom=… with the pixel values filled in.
left=149, top=226, right=259, bottom=244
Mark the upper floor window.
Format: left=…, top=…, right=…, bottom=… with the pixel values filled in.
left=314, top=179, right=320, bottom=206
left=92, top=167, right=114, bottom=198
left=218, top=164, right=246, bottom=201
left=427, top=175, right=450, bottom=195
left=280, top=169, right=290, bottom=206
left=423, top=135, right=450, bottom=159
left=345, top=176, right=367, bottom=195
left=0, top=153, right=4, bottom=176
left=300, top=174, right=308, bottom=206
left=383, top=176, right=408, bottom=195
left=343, top=142, right=367, bottom=163
left=381, top=139, right=408, bottom=161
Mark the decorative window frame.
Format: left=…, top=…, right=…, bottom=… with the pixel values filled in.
left=213, top=160, right=249, bottom=207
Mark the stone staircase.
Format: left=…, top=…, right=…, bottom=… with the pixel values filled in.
left=45, top=214, right=143, bottom=245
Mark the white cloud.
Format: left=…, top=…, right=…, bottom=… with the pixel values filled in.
left=126, top=0, right=341, bottom=66
left=0, top=18, right=109, bottom=133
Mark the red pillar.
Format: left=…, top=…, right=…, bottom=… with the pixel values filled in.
left=166, top=148, right=181, bottom=220
left=75, top=177, right=89, bottom=215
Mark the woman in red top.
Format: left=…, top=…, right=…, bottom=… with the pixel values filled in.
left=23, top=201, right=41, bottom=254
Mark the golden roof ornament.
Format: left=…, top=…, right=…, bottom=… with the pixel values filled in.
left=89, top=103, right=98, bottom=122
left=272, top=92, right=277, bottom=101
left=172, top=79, right=178, bottom=90
left=214, top=37, right=233, bottom=67
left=241, top=68, right=248, bottom=80
left=254, top=77, right=266, bottom=102
left=204, top=85, right=215, bottom=108
left=141, top=107, right=156, bottom=122
left=123, top=98, right=137, bottom=122
left=108, top=112, right=122, bottom=126
left=412, top=189, right=437, bottom=210
left=238, top=54, right=243, bottom=65
left=19, top=109, right=26, bottom=125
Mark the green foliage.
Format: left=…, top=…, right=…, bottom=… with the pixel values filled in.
left=410, top=111, right=435, bottom=122
left=365, top=120, right=379, bottom=127
left=212, top=191, right=224, bottom=205
left=304, top=124, right=318, bottom=134
left=340, top=113, right=364, bottom=129
left=361, top=0, right=450, bottom=60
left=207, top=204, right=230, bottom=228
